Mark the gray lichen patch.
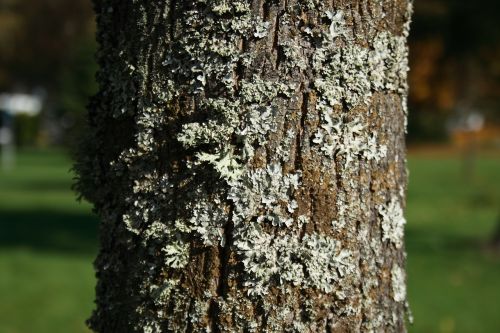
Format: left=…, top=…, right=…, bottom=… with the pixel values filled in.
left=378, top=198, right=407, bottom=249
left=224, top=163, right=355, bottom=296
left=235, top=230, right=354, bottom=296
left=184, top=196, right=227, bottom=246
left=163, top=241, right=190, bottom=268
left=391, top=264, right=407, bottom=302
left=312, top=114, right=387, bottom=165
left=228, top=164, right=301, bottom=227
left=310, top=11, right=410, bottom=162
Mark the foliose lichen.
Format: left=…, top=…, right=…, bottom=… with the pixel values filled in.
left=391, top=264, right=407, bottom=302
left=378, top=198, right=407, bottom=248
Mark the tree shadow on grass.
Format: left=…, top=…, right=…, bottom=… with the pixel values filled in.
left=4, top=179, right=76, bottom=192
left=0, top=209, right=99, bottom=256
left=405, top=226, right=485, bottom=255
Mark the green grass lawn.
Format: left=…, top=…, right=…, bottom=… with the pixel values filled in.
left=0, top=150, right=97, bottom=333
left=406, top=156, right=500, bottom=332
left=0, top=149, right=499, bottom=332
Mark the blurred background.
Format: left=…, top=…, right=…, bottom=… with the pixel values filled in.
left=0, top=0, right=499, bottom=332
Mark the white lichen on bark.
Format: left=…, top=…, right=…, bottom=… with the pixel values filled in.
left=391, top=264, right=407, bottom=302
left=378, top=198, right=407, bottom=249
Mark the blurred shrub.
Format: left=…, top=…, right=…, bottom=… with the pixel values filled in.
left=56, top=36, right=98, bottom=147
left=13, top=113, right=40, bottom=147
left=407, top=110, right=449, bottom=144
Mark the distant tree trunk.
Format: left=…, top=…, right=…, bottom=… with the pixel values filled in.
left=491, top=214, right=500, bottom=251
left=76, top=1, right=413, bottom=332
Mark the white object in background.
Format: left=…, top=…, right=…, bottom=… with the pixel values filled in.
left=465, top=112, right=485, bottom=132
left=0, top=133, right=14, bottom=170
left=0, top=93, right=43, bottom=116
left=0, top=125, right=14, bottom=170
left=0, top=93, right=43, bottom=170
left=0, top=127, right=12, bottom=145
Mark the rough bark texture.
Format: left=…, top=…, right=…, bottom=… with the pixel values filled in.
left=76, top=0, right=412, bottom=332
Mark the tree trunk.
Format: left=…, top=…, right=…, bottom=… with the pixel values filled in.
left=76, top=0, right=412, bottom=332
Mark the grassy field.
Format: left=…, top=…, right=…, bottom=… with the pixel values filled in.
left=0, top=150, right=96, bottom=333
left=0, top=149, right=499, bottom=333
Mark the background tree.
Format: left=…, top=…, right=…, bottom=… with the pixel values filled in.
left=0, top=0, right=95, bottom=146
left=76, top=1, right=412, bottom=332
left=408, top=0, right=500, bottom=143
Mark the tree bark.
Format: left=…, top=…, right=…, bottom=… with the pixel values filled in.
left=76, top=0, right=413, bottom=332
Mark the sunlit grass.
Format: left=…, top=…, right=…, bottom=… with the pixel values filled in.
left=0, top=250, right=94, bottom=333
left=406, top=156, right=500, bottom=333
left=0, top=149, right=96, bottom=333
